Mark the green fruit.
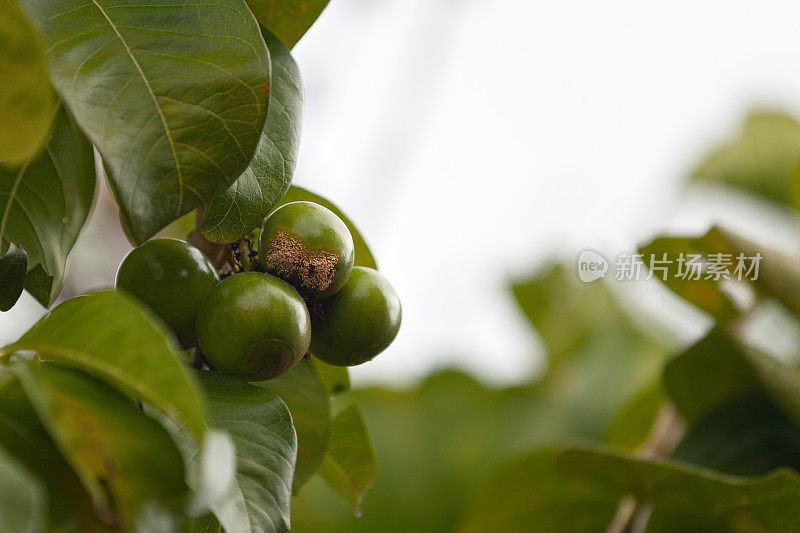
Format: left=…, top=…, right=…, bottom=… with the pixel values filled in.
left=116, top=238, right=219, bottom=348
left=196, top=272, right=311, bottom=381
left=311, top=267, right=401, bottom=366
left=259, top=201, right=355, bottom=298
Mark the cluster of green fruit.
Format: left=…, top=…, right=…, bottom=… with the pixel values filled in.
left=115, top=201, right=401, bottom=381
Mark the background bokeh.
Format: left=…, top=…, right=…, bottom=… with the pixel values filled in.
left=4, top=0, right=800, bottom=386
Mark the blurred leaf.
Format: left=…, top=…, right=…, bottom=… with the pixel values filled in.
left=690, top=111, right=800, bottom=211
left=199, top=28, right=303, bottom=244
left=21, top=0, right=270, bottom=244
left=0, top=244, right=27, bottom=312
left=191, top=372, right=296, bottom=533
left=559, top=447, right=800, bottom=532
left=0, top=377, right=108, bottom=529
left=0, top=0, right=54, bottom=164
left=246, top=0, right=330, bottom=49
left=639, top=228, right=741, bottom=323
left=258, top=359, right=330, bottom=492
left=716, top=227, right=800, bottom=319
left=0, top=444, right=47, bottom=533
left=672, top=394, right=800, bottom=476
left=275, top=186, right=377, bottom=269
left=0, top=107, right=95, bottom=306
left=1, top=291, right=206, bottom=441
left=311, top=357, right=350, bottom=396
left=664, top=329, right=800, bottom=426
left=602, top=380, right=665, bottom=450
left=465, top=446, right=800, bottom=532
left=460, top=449, right=622, bottom=533
left=317, top=404, right=377, bottom=512
left=640, top=225, right=800, bottom=321
left=17, top=363, right=186, bottom=528
left=511, top=264, right=668, bottom=431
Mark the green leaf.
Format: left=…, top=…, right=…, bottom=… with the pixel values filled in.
left=0, top=376, right=107, bottom=529
left=461, top=448, right=622, bottom=533
left=558, top=447, right=800, bottom=532
left=0, top=106, right=95, bottom=307
left=311, top=357, right=350, bottom=396
left=274, top=186, right=377, bottom=269
left=258, top=359, right=330, bottom=492
left=690, top=111, right=800, bottom=211
left=199, top=28, right=303, bottom=244
left=0, top=444, right=47, bottom=533
left=0, top=0, right=54, bottom=165
left=20, top=0, right=271, bottom=244
left=511, top=263, right=668, bottom=429
left=640, top=225, right=800, bottom=321
left=639, top=229, right=740, bottom=323
left=464, top=446, right=800, bottom=532
left=191, top=371, right=296, bottom=533
left=1, top=290, right=206, bottom=441
left=664, top=329, right=800, bottom=426
left=0, top=244, right=28, bottom=312
left=246, top=0, right=330, bottom=49
left=17, top=363, right=187, bottom=529
left=672, top=394, right=800, bottom=476
left=317, top=404, right=377, bottom=513
left=602, top=380, right=665, bottom=450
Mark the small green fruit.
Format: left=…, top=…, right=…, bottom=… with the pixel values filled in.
left=259, top=201, right=355, bottom=298
left=116, top=238, right=219, bottom=348
left=196, top=272, right=311, bottom=381
left=311, top=266, right=401, bottom=366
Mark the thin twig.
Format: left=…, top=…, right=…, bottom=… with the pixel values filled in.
left=606, top=404, right=683, bottom=533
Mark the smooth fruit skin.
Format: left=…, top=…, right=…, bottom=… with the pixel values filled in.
left=311, top=267, right=401, bottom=366
left=116, top=238, right=219, bottom=349
left=196, top=272, right=311, bottom=381
left=259, top=201, right=355, bottom=298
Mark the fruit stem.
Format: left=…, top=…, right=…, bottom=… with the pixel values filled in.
left=239, top=237, right=253, bottom=272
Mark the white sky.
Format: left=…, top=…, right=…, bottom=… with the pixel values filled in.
left=4, top=0, right=800, bottom=386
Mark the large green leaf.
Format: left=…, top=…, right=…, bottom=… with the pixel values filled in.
left=558, top=447, right=800, bottom=532
left=0, top=444, right=47, bottom=533
left=274, top=186, right=377, bottom=269
left=0, top=376, right=108, bottom=530
left=0, top=244, right=28, bottom=312
left=191, top=372, right=296, bottom=533
left=246, top=0, right=330, bottom=49
left=672, top=394, right=800, bottom=476
left=20, top=0, right=271, bottom=244
left=258, top=359, right=330, bottom=492
left=463, top=446, right=800, bottom=532
left=690, top=111, right=800, bottom=211
left=17, top=363, right=186, bottom=529
left=199, top=28, right=303, bottom=244
left=317, top=404, right=377, bottom=513
left=0, top=0, right=54, bottom=164
left=0, top=107, right=95, bottom=306
left=664, top=329, right=800, bottom=426
left=0, top=291, right=206, bottom=441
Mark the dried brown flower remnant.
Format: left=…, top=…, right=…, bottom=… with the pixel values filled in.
left=263, top=230, right=339, bottom=294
